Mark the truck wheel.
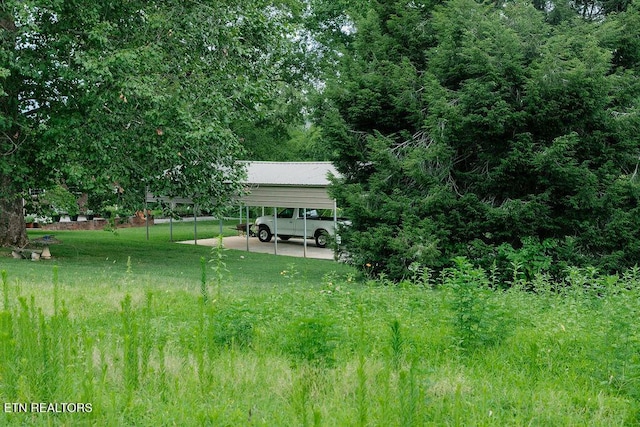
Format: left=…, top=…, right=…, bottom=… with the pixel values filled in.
left=315, top=230, right=329, bottom=248
left=258, top=225, right=272, bottom=242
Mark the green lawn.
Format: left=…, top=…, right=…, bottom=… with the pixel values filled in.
left=0, top=224, right=639, bottom=425
left=3, top=220, right=347, bottom=290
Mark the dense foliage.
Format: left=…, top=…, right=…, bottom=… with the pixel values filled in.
left=318, top=0, right=640, bottom=280
left=0, top=0, right=307, bottom=246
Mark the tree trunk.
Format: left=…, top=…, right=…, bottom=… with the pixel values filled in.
left=0, top=9, right=26, bottom=247
left=0, top=176, right=27, bottom=247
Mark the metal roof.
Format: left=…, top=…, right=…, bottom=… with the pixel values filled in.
left=239, top=161, right=338, bottom=187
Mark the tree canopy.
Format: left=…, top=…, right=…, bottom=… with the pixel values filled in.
left=0, top=0, right=308, bottom=246
left=318, top=0, right=640, bottom=280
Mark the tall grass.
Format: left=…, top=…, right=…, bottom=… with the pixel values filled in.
left=1, top=227, right=640, bottom=424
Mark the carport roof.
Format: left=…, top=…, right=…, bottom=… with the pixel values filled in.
left=237, top=161, right=341, bottom=209
left=239, top=161, right=338, bottom=187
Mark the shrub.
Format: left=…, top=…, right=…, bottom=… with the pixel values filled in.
left=282, top=316, right=339, bottom=367
left=210, top=304, right=256, bottom=349
left=444, top=257, right=509, bottom=350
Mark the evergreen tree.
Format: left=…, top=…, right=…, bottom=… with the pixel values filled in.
left=319, top=0, right=640, bottom=280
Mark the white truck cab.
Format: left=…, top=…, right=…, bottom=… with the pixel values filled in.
left=254, top=207, right=346, bottom=248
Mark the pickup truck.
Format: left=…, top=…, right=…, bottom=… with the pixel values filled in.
left=254, top=208, right=347, bottom=248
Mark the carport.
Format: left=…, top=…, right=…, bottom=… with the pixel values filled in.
left=237, top=161, right=340, bottom=258
left=147, top=161, right=341, bottom=258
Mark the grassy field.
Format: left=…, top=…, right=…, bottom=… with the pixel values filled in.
left=1, top=222, right=640, bottom=425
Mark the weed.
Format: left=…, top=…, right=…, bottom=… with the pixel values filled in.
left=140, top=291, right=154, bottom=381
left=200, top=256, right=208, bottom=304
left=209, top=235, right=228, bottom=301
left=499, top=237, right=556, bottom=282
left=156, top=335, right=168, bottom=403
left=281, top=262, right=301, bottom=285
left=445, top=257, right=507, bottom=351
left=355, top=353, right=368, bottom=427
left=320, top=271, right=343, bottom=295
left=211, top=303, right=256, bottom=349
left=399, top=363, right=420, bottom=427
left=196, top=302, right=211, bottom=392
left=2, top=228, right=640, bottom=425
left=622, top=265, right=640, bottom=288
left=121, top=294, right=139, bottom=395
left=354, top=306, right=369, bottom=427
left=1, top=270, right=8, bottom=310
left=529, top=271, right=555, bottom=296
left=0, top=282, right=15, bottom=410
left=389, top=319, right=405, bottom=371
left=291, top=365, right=322, bottom=427
left=408, top=262, right=434, bottom=288
left=53, top=265, right=59, bottom=316
left=283, top=316, right=339, bottom=367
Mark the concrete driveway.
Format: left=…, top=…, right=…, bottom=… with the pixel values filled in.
left=177, top=235, right=335, bottom=260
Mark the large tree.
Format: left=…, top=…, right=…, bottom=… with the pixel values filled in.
left=319, top=0, right=640, bottom=280
left=0, top=0, right=304, bottom=246
left=0, top=2, right=25, bottom=246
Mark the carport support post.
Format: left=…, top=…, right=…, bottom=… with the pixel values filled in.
left=145, top=185, right=149, bottom=241
left=169, top=201, right=174, bottom=242
left=274, top=207, right=278, bottom=255
left=334, top=200, right=338, bottom=251
left=245, top=205, right=250, bottom=252
left=303, top=207, right=307, bottom=258
left=193, top=204, right=198, bottom=245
